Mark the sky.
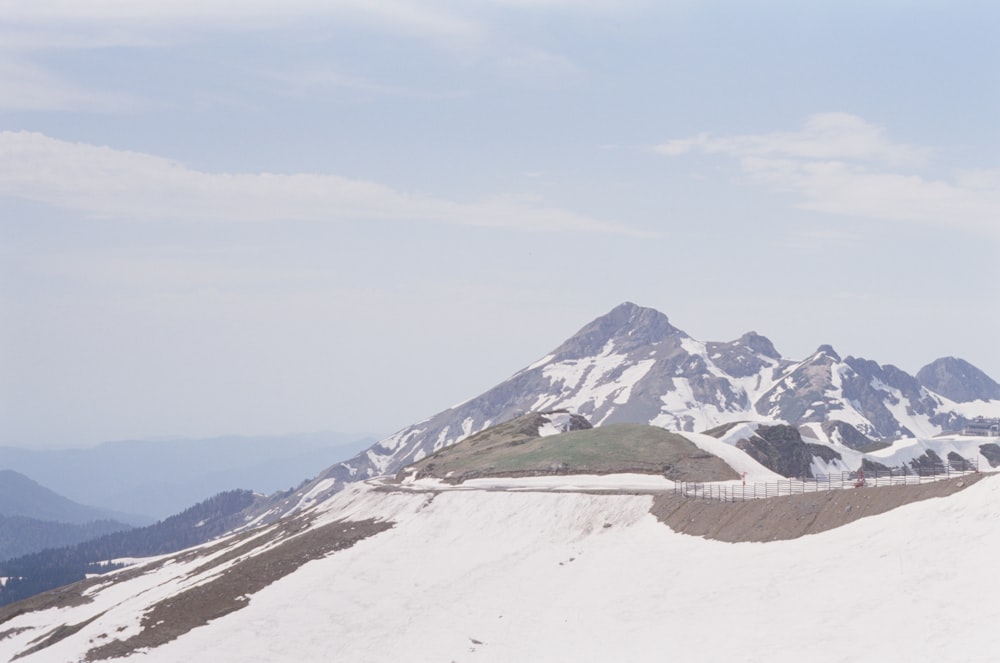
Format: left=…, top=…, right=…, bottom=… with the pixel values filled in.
left=1, top=0, right=998, bottom=448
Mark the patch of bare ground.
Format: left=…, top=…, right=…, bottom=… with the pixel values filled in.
left=0, top=557, right=180, bottom=638
left=0, top=581, right=98, bottom=630
left=0, top=627, right=31, bottom=641
left=0, top=576, right=112, bottom=631
left=82, top=518, right=392, bottom=662
left=13, top=613, right=104, bottom=660
left=650, top=473, right=988, bottom=543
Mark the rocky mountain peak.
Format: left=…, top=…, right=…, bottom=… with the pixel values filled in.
left=738, top=331, right=781, bottom=359
left=917, top=357, right=1000, bottom=403
left=813, top=344, right=842, bottom=362
left=550, top=302, right=682, bottom=360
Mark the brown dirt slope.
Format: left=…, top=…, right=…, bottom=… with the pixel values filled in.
left=650, top=473, right=988, bottom=543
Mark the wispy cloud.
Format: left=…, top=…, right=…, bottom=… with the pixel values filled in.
left=0, top=0, right=484, bottom=45
left=0, top=131, right=649, bottom=236
left=655, top=112, right=928, bottom=166
left=655, top=113, right=1000, bottom=237
left=0, top=0, right=488, bottom=111
left=258, top=66, right=468, bottom=100
left=0, top=57, right=141, bottom=112
left=0, top=0, right=641, bottom=112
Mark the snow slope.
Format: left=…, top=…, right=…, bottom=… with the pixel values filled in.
left=5, top=472, right=1000, bottom=663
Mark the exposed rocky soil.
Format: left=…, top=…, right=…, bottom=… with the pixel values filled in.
left=651, top=473, right=987, bottom=543
left=0, top=561, right=167, bottom=628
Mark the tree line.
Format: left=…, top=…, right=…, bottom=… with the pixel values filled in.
left=0, top=489, right=258, bottom=607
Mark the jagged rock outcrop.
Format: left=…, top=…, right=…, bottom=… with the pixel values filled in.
left=820, top=420, right=881, bottom=452
left=733, top=424, right=842, bottom=478
left=917, top=357, right=1000, bottom=403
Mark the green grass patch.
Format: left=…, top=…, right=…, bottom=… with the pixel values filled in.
left=409, top=421, right=738, bottom=483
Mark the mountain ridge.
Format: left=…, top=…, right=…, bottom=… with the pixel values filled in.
left=0, top=432, right=376, bottom=519
left=282, top=302, right=999, bottom=509
left=0, top=470, right=144, bottom=526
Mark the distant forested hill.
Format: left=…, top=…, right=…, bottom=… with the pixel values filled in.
left=0, top=489, right=260, bottom=607
left=0, top=469, right=143, bottom=524
left=0, top=516, right=131, bottom=561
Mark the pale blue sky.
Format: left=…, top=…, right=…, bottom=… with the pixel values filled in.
left=1, top=1, right=998, bottom=447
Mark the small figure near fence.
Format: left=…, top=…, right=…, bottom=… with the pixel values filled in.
left=854, top=469, right=866, bottom=488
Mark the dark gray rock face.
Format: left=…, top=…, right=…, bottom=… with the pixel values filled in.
left=706, top=332, right=783, bottom=378
left=549, top=302, right=680, bottom=360
left=734, top=425, right=842, bottom=478
left=756, top=346, right=843, bottom=425
left=979, top=443, right=1000, bottom=468
left=820, top=421, right=879, bottom=452
left=917, top=357, right=1000, bottom=403
left=839, top=357, right=937, bottom=439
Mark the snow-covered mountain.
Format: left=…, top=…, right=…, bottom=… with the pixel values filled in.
left=6, top=302, right=999, bottom=661
left=291, top=302, right=1000, bottom=503
left=5, top=464, right=1000, bottom=663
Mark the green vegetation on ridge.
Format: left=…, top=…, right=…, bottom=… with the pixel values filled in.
left=405, top=416, right=738, bottom=483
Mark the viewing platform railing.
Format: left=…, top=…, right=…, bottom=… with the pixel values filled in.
left=674, top=459, right=980, bottom=502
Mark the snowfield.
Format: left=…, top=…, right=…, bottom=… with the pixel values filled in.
left=4, top=469, right=1000, bottom=663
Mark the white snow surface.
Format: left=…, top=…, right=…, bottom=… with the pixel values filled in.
left=531, top=342, right=656, bottom=423
left=683, top=430, right=784, bottom=482
left=7, top=470, right=1000, bottom=663
left=652, top=378, right=740, bottom=431
left=290, top=477, right=337, bottom=512
left=938, top=396, right=1000, bottom=420
left=867, top=434, right=997, bottom=470
left=536, top=411, right=575, bottom=437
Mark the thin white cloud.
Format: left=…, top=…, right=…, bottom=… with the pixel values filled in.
left=259, top=67, right=468, bottom=100
left=0, top=57, right=140, bottom=112
left=0, top=1, right=485, bottom=52
left=655, top=113, right=929, bottom=167
left=0, top=131, right=649, bottom=236
left=656, top=113, right=1000, bottom=237
left=0, top=0, right=591, bottom=110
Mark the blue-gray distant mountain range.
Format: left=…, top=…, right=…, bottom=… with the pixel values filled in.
left=0, top=432, right=376, bottom=520
left=0, top=470, right=136, bottom=561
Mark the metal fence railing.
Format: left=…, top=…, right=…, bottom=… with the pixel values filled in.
left=674, top=458, right=980, bottom=502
